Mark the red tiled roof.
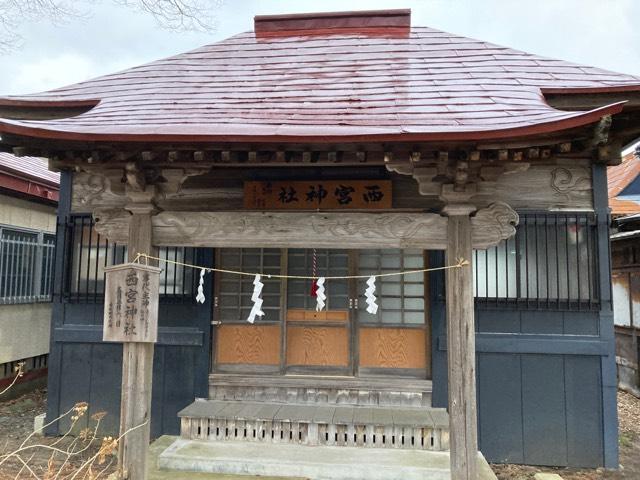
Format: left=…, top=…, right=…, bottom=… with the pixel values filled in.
left=0, top=9, right=639, bottom=143
left=609, top=197, right=640, bottom=215
left=608, top=151, right=640, bottom=215
left=0, top=152, right=60, bottom=186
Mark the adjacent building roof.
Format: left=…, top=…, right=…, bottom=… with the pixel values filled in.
left=608, top=150, right=640, bottom=216
left=0, top=9, right=639, bottom=144
left=0, top=152, right=60, bottom=202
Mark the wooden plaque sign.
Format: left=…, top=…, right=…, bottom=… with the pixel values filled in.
left=244, top=180, right=392, bottom=210
left=103, top=263, right=162, bottom=343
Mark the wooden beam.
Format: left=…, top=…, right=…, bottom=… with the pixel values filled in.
left=93, top=204, right=518, bottom=250
left=118, top=209, right=156, bottom=480
left=444, top=204, right=478, bottom=480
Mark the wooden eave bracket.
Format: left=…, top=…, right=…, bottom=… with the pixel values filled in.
left=384, top=149, right=534, bottom=202
left=71, top=161, right=210, bottom=211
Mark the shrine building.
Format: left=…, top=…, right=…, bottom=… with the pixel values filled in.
left=1, top=8, right=639, bottom=480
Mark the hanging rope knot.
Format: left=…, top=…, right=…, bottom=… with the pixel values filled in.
left=456, top=257, right=470, bottom=267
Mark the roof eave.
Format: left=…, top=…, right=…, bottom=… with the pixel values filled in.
left=0, top=102, right=627, bottom=147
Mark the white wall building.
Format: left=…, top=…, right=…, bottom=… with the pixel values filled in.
left=0, top=152, right=59, bottom=393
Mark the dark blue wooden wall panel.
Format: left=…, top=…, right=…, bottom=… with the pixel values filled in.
left=57, top=343, right=92, bottom=431
left=152, top=345, right=200, bottom=436
left=47, top=301, right=211, bottom=437
left=429, top=251, right=448, bottom=409
left=521, top=354, right=567, bottom=465
left=565, top=356, right=603, bottom=467
left=476, top=348, right=605, bottom=467
left=477, top=353, right=523, bottom=463
left=88, top=343, right=122, bottom=434
left=520, top=312, right=563, bottom=334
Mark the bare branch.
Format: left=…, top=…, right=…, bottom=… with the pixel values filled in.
left=0, top=0, right=85, bottom=53
left=0, top=362, right=24, bottom=397
left=114, top=0, right=221, bottom=32
left=0, top=0, right=222, bottom=53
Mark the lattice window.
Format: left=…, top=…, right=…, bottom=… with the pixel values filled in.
left=357, top=249, right=426, bottom=324
left=287, top=249, right=349, bottom=310
left=217, top=248, right=282, bottom=322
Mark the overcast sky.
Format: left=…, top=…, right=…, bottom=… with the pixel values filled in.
left=0, top=0, right=639, bottom=96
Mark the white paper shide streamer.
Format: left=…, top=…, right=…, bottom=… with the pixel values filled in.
left=195, top=268, right=206, bottom=304
left=247, top=274, right=265, bottom=323
left=365, top=275, right=378, bottom=314
left=315, top=277, right=326, bottom=312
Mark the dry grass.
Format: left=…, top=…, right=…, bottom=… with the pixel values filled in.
left=0, top=398, right=119, bottom=479
left=0, top=383, right=124, bottom=480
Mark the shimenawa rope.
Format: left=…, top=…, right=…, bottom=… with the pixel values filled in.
left=132, top=252, right=469, bottom=280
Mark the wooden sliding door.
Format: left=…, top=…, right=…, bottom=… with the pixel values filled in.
left=285, top=249, right=352, bottom=375
left=213, top=248, right=283, bottom=373
left=356, top=249, right=430, bottom=378
left=212, top=248, right=430, bottom=378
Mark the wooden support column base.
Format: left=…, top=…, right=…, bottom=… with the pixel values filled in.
left=119, top=342, right=153, bottom=479
left=444, top=204, right=478, bottom=480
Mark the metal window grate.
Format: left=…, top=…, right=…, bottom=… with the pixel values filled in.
left=60, top=215, right=198, bottom=303
left=473, top=212, right=599, bottom=310
left=0, top=226, right=56, bottom=304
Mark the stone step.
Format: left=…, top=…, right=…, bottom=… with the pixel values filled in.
left=158, top=438, right=497, bottom=480
left=209, top=374, right=433, bottom=408
left=179, top=399, right=449, bottom=451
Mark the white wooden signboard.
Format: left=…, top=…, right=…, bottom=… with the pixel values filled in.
left=103, top=263, right=161, bottom=343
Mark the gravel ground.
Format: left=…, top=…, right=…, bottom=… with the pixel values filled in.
left=0, top=388, right=639, bottom=479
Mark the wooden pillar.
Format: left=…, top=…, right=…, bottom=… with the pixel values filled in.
left=119, top=210, right=155, bottom=479
left=444, top=205, right=478, bottom=480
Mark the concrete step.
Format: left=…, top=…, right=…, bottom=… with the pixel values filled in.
left=179, top=398, right=449, bottom=451
left=158, top=438, right=497, bottom=480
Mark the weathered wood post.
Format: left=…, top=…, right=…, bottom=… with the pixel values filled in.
left=444, top=204, right=478, bottom=480
left=103, top=202, right=159, bottom=480
left=123, top=208, right=155, bottom=480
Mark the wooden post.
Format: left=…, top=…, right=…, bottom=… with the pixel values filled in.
left=119, top=210, right=156, bottom=479
left=444, top=205, right=478, bottom=480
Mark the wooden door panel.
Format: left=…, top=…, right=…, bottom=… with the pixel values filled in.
left=216, top=324, right=280, bottom=365
left=286, top=309, right=348, bottom=323
left=286, top=326, right=349, bottom=366
left=359, top=327, right=426, bottom=369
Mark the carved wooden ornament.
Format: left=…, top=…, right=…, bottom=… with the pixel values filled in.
left=94, top=203, right=519, bottom=250
left=103, top=263, right=161, bottom=343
